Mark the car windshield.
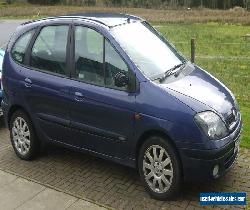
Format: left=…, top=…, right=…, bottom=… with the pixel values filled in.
left=111, top=21, right=186, bottom=80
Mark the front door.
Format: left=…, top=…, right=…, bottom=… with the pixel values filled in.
left=70, top=25, right=136, bottom=159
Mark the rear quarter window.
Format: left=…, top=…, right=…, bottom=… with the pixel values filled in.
left=11, top=29, right=35, bottom=64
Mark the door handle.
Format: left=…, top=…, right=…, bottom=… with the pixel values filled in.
left=24, top=78, right=32, bottom=88
left=74, top=92, right=84, bottom=102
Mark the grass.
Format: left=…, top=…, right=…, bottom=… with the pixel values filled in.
left=0, top=4, right=250, bottom=24
left=156, top=23, right=250, bottom=148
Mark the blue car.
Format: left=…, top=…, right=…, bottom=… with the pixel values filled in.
left=2, top=13, right=242, bottom=200
left=0, top=48, right=4, bottom=116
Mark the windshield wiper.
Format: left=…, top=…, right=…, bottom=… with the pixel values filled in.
left=158, top=62, right=186, bottom=83
left=174, top=61, right=187, bottom=77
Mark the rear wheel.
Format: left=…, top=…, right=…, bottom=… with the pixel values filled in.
left=10, top=110, right=39, bottom=160
left=138, top=136, right=182, bottom=200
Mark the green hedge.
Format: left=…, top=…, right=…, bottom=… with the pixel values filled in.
left=27, top=0, right=60, bottom=5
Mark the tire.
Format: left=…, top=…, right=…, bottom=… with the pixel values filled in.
left=138, top=136, right=182, bottom=200
left=10, top=110, right=40, bottom=160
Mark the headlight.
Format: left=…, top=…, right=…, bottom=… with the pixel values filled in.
left=194, top=111, right=228, bottom=140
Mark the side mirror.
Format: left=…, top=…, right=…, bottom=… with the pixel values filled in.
left=114, top=72, right=129, bottom=88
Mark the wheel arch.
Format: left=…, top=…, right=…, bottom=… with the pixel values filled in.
left=135, top=129, right=183, bottom=173
left=7, top=105, right=30, bottom=128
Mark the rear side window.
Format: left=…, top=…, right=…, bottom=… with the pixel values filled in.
left=30, top=26, right=69, bottom=76
left=11, top=30, right=34, bottom=64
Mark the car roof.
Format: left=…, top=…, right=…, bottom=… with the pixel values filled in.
left=22, top=13, right=143, bottom=28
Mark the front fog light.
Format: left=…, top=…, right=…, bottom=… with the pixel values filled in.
left=212, top=164, right=220, bottom=177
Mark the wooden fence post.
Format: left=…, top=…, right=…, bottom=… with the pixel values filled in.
left=191, top=38, right=195, bottom=63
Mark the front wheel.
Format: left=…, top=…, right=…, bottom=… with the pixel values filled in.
left=10, top=110, right=39, bottom=160
left=138, top=136, right=182, bottom=200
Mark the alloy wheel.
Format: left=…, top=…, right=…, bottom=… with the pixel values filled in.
left=12, top=117, right=31, bottom=156
left=143, top=145, right=173, bottom=193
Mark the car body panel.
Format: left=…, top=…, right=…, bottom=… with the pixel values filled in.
left=69, top=79, right=136, bottom=159
left=160, top=65, right=235, bottom=116
left=19, top=65, right=73, bottom=144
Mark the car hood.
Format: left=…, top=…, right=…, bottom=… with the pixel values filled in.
left=159, top=65, right=235, bottom=116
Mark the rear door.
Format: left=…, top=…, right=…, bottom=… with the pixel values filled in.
left=20, top=21, right=73, bottom=144
left=69, top=24, right=136, bottom=159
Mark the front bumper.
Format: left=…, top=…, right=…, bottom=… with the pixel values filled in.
left=179, top=117, right=242, bottom=182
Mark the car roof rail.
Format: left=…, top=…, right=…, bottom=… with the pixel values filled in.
left=21, top=13, right=143, bottom=28
left=21, top=16, right=109, bottom=27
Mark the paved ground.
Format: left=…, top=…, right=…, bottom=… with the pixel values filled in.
left=0, top=119, right=249, bottom=210
left=0, top=170, right=106, bottom=210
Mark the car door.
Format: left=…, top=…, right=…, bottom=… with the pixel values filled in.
left=69, top=25, right=136, bottom=159
left=20, top=22, right=73, bottom=144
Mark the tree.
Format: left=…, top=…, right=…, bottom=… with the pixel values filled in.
left=26, top=0, right=248, bottom=9
left=247, top=0, right=250, bottom=10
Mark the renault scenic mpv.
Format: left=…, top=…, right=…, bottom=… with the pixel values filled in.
left=2, top=13, right=242, bottom=200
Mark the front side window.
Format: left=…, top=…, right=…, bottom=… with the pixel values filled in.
left=30, top=26, right=69, bottom=76
left=75, top=26, right=131, bottom=91
left=11, top=30, right=34, bottom=64
left=75, top=26, right=104, bottom=86
left=105, top=40, right=129, bottom=91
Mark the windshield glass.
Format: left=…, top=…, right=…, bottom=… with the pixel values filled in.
left=111, top=22, right=186, bottom=79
